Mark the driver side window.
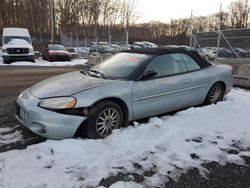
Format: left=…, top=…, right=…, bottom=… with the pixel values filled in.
left=146, top=53, right=188, bottom=77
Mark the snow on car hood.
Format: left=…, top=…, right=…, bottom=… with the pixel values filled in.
left=29, top=71, right=114, bottom=98
left=4, top=40, right=32, bottom=48
left=8, top=39, right=30, bottom=45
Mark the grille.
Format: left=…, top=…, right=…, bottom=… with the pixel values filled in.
left=20, top=108, right=28, bottom=122
left=16, top=104, right=28, bottom=122
left=7, top=48, right=29, bottom=54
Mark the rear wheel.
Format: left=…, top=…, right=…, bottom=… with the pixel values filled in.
left=85, top=101, right=123, bottom=139
left=204, top=83, right=225, bottom=105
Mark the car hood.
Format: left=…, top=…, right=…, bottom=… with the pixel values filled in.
left=29, top=71, right=114, bottom=98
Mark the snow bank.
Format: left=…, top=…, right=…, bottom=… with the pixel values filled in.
left=0, top=58, right=87, bottom=66
left=0, top=89, right=250, bottom=188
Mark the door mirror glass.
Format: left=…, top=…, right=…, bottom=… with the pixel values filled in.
left=142, top=69, right=157, bottom=80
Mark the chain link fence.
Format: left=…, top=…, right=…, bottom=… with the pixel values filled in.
left=60, top=34, right=128, bottom=47
left=191, top=28, right=250, bottom=80
left=59, top=31, right=129, bottom=61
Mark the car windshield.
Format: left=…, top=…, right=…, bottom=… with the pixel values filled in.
left=3, top=36, right=31, bottom=44
left=235, top=48, right=245, bottom=53
left=135, top=43, right=147, bottom=48
left=48, top=45, right=66, bottom=51
left=67, top=48, right=75, bottom=52
left=90, top=52, right=152, bottom=79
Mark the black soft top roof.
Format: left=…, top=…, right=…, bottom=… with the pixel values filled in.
left=122, top=47, right=212, bottom=68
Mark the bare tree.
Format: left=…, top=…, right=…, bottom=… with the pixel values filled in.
left=229, top=0, right=250, bottom=28
left=120, top=0, right=138, bottom=29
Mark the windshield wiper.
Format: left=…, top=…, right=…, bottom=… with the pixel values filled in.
left=88, top=69, right=106, bottom=79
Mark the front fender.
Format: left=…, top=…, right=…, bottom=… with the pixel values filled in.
left=73, top=81, right=134, bottom=120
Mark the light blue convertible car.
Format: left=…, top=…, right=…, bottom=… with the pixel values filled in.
left=15, top=48, right=233, bottom=139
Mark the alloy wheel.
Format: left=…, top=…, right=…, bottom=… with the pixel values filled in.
left=209, top=85, right=223, bottom=104
left=95, top=107, right=120, bottom=137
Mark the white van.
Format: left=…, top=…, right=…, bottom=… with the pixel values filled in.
left=1, top=27, right=35, bottom=64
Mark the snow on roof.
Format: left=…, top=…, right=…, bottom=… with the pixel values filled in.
left=1, top=89, right=250, bottom=187
left=3, top=27, right=30, bottom=37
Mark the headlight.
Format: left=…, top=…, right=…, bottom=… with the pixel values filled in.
left=29, top=48, right=34, bottom=53
left=38, top=97, right=76, bottom=109
left=2, top=48, right=6, bottom=53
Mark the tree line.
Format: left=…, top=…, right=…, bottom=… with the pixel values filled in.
left=0, top=0, right=250, bottom=46
left=0, top=0, right=137, bottom=41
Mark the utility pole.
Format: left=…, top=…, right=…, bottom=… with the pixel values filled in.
left=215, top=3, right=223, bottom=64
left=76, top=34, right=79, bottom=52
left=50, top=0, right=55, bottom=44
left=85, top=37, right=88, bottom=47
left=190, top=9, right=198, bottom=49
left=189, top=9, right=193, bottom=48
left=219, top=3, right=223, bottom=30
left=125, top=30, right=129, bottom=48
left=108, top=24, right=113, bottom=54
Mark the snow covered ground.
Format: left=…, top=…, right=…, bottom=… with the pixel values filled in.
left=0, top=125, right=23, bottom=147
left=0, top=89, right=250, bottom=188
left=0, top=57, right=87, bottom=66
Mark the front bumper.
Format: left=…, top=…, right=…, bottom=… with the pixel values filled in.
left=15, top=90, right=86, bottom=139
left=49, top=55, right=71, bottom=61
left=3, top=55, right=35, bottom=62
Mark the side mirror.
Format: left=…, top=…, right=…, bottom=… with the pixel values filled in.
left=142, top=69, right=157, bottom=80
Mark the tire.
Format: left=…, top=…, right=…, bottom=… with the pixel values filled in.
left=204, top=83, right=225, bottom=105
left=85, top=100, right=123, bottom=139
left=30, top=59, right=36, bottom=63
left=3, top=60, right=11, bottom=64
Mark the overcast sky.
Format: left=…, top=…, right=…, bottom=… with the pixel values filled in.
left=136, top=0, right=235, bottom=23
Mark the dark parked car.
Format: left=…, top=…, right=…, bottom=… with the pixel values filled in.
left=42, top=44, right=72, bottom=62
left=132, top=42, right=147, bottom=49
left=218, top=48, right=236, bottom=58
left=89, top=44, right=114, bottom=54
left=230, top=48, right=248, bottom=58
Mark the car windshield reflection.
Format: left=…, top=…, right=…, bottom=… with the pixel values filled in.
left=92, top=52, right=152, bottom=79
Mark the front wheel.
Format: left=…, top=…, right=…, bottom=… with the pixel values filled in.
left=30, top=59, right=36, bottom=63
left=3, top=60, right=11, bottom=64
left=85, top=101, right=123, bottom=139
left=204, top=83, right=225, bottom=105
